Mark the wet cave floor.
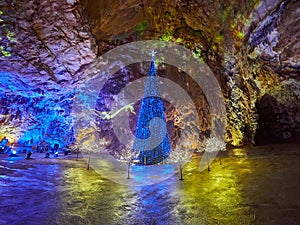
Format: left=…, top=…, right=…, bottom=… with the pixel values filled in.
left=0, top=142, right=300, bottom=225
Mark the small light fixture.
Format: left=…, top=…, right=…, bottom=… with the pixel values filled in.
left=10, top=150, right=17, bottom=157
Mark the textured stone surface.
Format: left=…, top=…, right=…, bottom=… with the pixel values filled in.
left=0, top=0, right=97, bottom=96
left=0, top=0, right=299, bottom=146
left=250, top=0, right=300, bottom=79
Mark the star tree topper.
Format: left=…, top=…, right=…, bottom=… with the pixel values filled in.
left=151, top=49, right=156, bottom=60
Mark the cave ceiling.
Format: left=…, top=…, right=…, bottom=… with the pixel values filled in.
left=0, top=0, right=298, bottom=97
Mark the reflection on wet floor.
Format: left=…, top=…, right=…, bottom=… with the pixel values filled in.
left=58, top=155, right=255, bottom=224
left=232, top=148, right=248, bottom=158
left=173, top=158, right=254, bottom=224
left=1, top=143, right=300, bottom=225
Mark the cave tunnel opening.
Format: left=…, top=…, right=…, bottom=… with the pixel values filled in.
left=255, top=94, right=296, bottom=145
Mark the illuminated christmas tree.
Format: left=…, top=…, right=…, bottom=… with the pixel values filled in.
left=133, top=54, right=171, bottom=165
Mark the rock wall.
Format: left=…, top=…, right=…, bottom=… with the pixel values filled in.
left=215, top=0, right=300, bottom=146
left=0, top=0, right=96, bottom=146
left=0, top=0, right=299, bottom=147
left=81, top=0, right=299, bottom=146
left=0, top=92, right=75, bottom=147
left=0, top=0, right=97, bottom=94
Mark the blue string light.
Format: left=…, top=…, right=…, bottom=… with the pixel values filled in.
left=133, top=57, right=171, bottom=165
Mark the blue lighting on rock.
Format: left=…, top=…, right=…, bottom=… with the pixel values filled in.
left=0, top=75, right=76, bottom=150
left=133, top=59, right=171, bottom=165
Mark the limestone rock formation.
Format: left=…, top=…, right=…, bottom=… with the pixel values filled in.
left=0, top=0, right=299, bottom=147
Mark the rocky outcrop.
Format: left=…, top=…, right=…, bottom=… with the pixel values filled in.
left=0, top=0, right=97, bottom=95
left=0, top=0, right=97, bottom=146
left=224, top=0, right=300, bottom=146
left=0, top=91, right=75, bottom=147
left=249, top=0, right=300, bottom=80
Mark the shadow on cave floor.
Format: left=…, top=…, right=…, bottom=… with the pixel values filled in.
left=0, top=141, right=300, bottom=225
